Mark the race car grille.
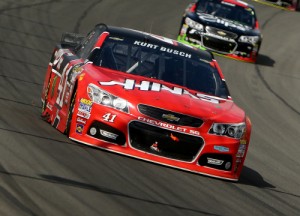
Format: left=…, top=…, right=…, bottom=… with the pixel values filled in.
left=202, top=35, right=237, bottom=54
left=138, top=104, right=203, bottom=127
left=198, top=153, right=232, bottom=171
left=206, top=26, right=238, bottom=39
left=129, top=121, right=203, bottom=161
left=88, top=121, right=126, bottom=146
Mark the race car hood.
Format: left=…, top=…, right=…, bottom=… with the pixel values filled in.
left=87, top=66, right=245, bottom=123
left=193, top=13, right=255, bottom=35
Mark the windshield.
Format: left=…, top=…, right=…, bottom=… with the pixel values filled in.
left=196, top=0, right=256, bottom=27
left=95, top=35, right=229, bottom=98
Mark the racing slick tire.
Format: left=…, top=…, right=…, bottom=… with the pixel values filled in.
left=41, top=75, right=53, bottom=122
left=41, top=80, right=51, bottom=113
left=297, top=0, right=300, bottom=11
left=66, top=88, right=77, bottom=136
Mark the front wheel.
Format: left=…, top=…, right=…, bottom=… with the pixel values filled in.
left=41, top=76, right=53, bottom=122
left=65, top=89, right=77, bottom=136
left=296, top=0, right=300, bottom=11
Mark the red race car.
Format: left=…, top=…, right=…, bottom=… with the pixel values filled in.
left=41, top=24, right=251, bottom=181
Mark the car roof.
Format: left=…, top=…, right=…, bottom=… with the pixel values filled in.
left=196, top=0, right=255, bottom=10
left=103, top=25, right=214, bottom=62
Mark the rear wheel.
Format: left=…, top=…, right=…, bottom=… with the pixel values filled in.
left=65, top=89, right=77, bottom=136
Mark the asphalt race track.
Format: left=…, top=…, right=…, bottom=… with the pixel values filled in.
left=0, top=0, right=300, bottom=215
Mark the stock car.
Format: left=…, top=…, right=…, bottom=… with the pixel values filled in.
left=178, top=0, right=263, bottom=63
left=41, top=24, right=251, bottom=181
left=252, top=0, right=300, bottom=11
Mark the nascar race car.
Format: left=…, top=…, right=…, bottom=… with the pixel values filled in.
left=41, top=24, right=251, bottom=181
left=178, top=0, right=263, bottom=63
left=252, top=0, right=300, bottom=11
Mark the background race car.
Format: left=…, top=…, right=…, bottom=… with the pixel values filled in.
left=252, top=0, right=300, bottom=11
left=41, top=24, right=251, bottom=181
left=178, top=0, right=263, bottom=62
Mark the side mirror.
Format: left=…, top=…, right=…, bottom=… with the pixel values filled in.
left=61, top=32, right=85, bottom=47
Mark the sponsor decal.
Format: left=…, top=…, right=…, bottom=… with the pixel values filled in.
left=76, top=123, right=84, bottom=134
left=99, top=79, right=221, bottom=104
left=236, top=144, right=246, bottom=157
left=138, top=117, right=200, bottom=135
left=197, top=13, right=249, bottom=31
left=109, top=37, right=124, bottom=41
left=76, top=117, right=87, bottom=124
left=100, top=130, right=118, bottom=140
left=170, top=133, right=180, bottom=142
left=77, top=110, right=90, bottom=119
left=79, top=73, right=85, bottom=81
left=240, top=139, right=247, bottom=145
left=79, top=98, right=92, bottom=113
left=133, top=41, right=192, bottom=58
left=214, top=145, right=229, bottom=152
left=150, top=142, right=160, bottom=152
left=207, top=158, right=224, bottom=165
left=80, top=98, right=93, bottom=106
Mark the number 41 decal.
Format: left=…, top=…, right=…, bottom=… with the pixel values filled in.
left=103, top=113, right=117, bottom=122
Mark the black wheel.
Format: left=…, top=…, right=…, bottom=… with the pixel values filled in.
left=297, top=0, right=300, bottom=11
left=41, top=77, right=52, bottom=113
left=65, top=89, right=77, bottom=136
left=41, top=76, right=53, bottom=123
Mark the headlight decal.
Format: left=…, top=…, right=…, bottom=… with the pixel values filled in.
left=185, top=17, right=204, bottom=31
left=238, top=35, right=259, bottom=44
left=87, top=83, right=129, bottom=113
left=209, top=123, right=246, bottom=139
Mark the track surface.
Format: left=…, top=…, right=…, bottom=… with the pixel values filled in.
left=0, top=0, right=299, bottom=215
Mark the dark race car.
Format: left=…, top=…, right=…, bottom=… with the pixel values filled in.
left=178, top=0, right=263, bottom=63
left=252, top=0, right=300, bottom=11
left=41, top=24, right=251, bottom=181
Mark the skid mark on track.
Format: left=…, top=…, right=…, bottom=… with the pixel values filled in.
left=73, top=0, right=103, bottom=33
left=255, top=65, right=300, bottom=115
left=254, top=10, right=300, bottom=115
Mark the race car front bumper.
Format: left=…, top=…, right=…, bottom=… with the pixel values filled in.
left=69, top=100, right=249, bottom=181
left=178, top=25, right=259, bottom=63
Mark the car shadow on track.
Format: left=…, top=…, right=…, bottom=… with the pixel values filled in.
left=238, top=166, right=300, bottom=199
left=238, top=166, right=274, bottom=188
left=255, top=53, right=275, bottom=67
